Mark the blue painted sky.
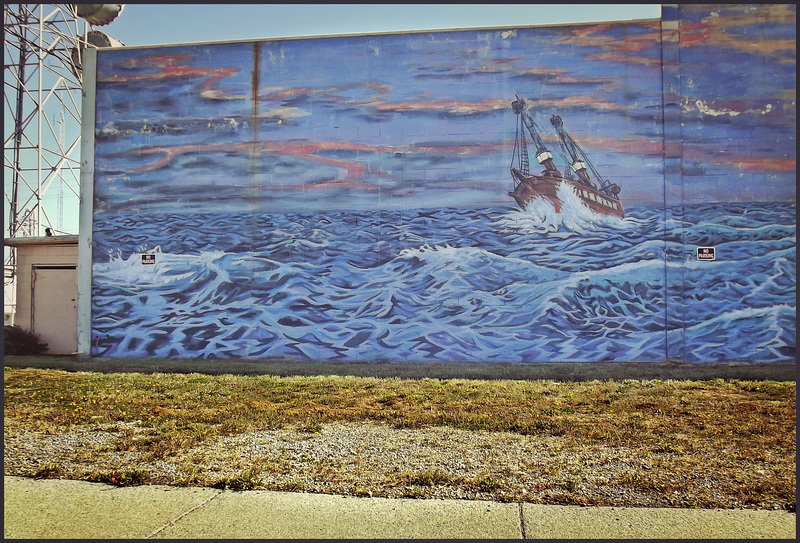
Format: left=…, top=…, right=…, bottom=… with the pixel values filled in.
left=91, top=4, right=795, bottom=215
left=667, top=4, right=796, bottom=203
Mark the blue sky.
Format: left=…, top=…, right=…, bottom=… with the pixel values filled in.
left=101, top=4, right=662, bottom=47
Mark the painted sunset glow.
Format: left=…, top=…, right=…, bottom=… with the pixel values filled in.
left=92, top=7, right=795, bottom=216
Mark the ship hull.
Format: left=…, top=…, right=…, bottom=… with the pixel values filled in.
left=509, top=168, right=625, bottom=218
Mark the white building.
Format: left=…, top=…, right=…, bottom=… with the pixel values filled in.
left=3, top=236, right=79, bottom=355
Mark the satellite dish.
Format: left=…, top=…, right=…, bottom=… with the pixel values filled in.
left=70, top=30, right=125, bottom=77
left=84, top=29, right=124, bottom=48
left=72, top=4, right=125, bottom=26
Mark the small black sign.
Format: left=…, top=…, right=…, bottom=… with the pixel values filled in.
left=696, top=247, right=716, bottom=261
left=141, top=254, right=156, bottom=265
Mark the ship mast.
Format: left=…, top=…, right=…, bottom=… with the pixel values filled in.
left=514, top=116, right=530, bottom=174
left=549, top=114, right=595, bottom=187
left=549, top=114, right=620, bottom=199
left=511, top=95, right=559, bottom=176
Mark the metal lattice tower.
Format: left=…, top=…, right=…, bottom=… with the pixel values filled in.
left=4, top=4, right=85, bottom=240
left=4, top=3, right=124, bottom=321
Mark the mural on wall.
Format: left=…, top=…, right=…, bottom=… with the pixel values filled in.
left=89, top=4, right=795, bottom=363
left=661, top=4, right=796, bottom=362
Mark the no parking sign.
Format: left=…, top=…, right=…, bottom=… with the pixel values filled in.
left=696, top=247, right=716, bottom=261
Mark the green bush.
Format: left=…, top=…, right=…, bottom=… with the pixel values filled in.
left=4, top=325, right=48, bottom=355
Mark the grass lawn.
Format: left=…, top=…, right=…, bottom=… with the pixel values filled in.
left=3, top=356, right=796, bottom=509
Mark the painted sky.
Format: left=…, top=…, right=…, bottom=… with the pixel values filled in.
left=668, top=4, right=796, bottom=203
left=92, top=5, right=796, bottom=215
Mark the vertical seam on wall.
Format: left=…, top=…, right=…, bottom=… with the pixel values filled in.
left=660, top=10, right=669, bottom=363
left=660, top=5, right=684, bottom=362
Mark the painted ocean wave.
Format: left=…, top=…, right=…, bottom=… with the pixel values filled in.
left=90, top=198, right=796, bottom=363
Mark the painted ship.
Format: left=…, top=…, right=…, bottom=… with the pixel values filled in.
left=508, top=95, right=624, bottom=218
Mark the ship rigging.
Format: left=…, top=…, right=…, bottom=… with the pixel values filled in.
left=508, top=94, right=624, bottom=218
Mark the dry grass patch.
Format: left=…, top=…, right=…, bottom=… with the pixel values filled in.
left=4, top=367, right=795, bottom=509
left=5, top=369, right=795, bottom=455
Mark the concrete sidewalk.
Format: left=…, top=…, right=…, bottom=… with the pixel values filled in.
left=4, top=476, right=796, bottom=539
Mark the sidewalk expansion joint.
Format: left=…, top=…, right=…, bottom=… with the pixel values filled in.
left=146, top=489, right=224, bottom=539
left=518, top=502, right=527, bottom=539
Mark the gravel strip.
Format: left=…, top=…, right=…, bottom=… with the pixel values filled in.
left=3, top=419, right=790, bottom=509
